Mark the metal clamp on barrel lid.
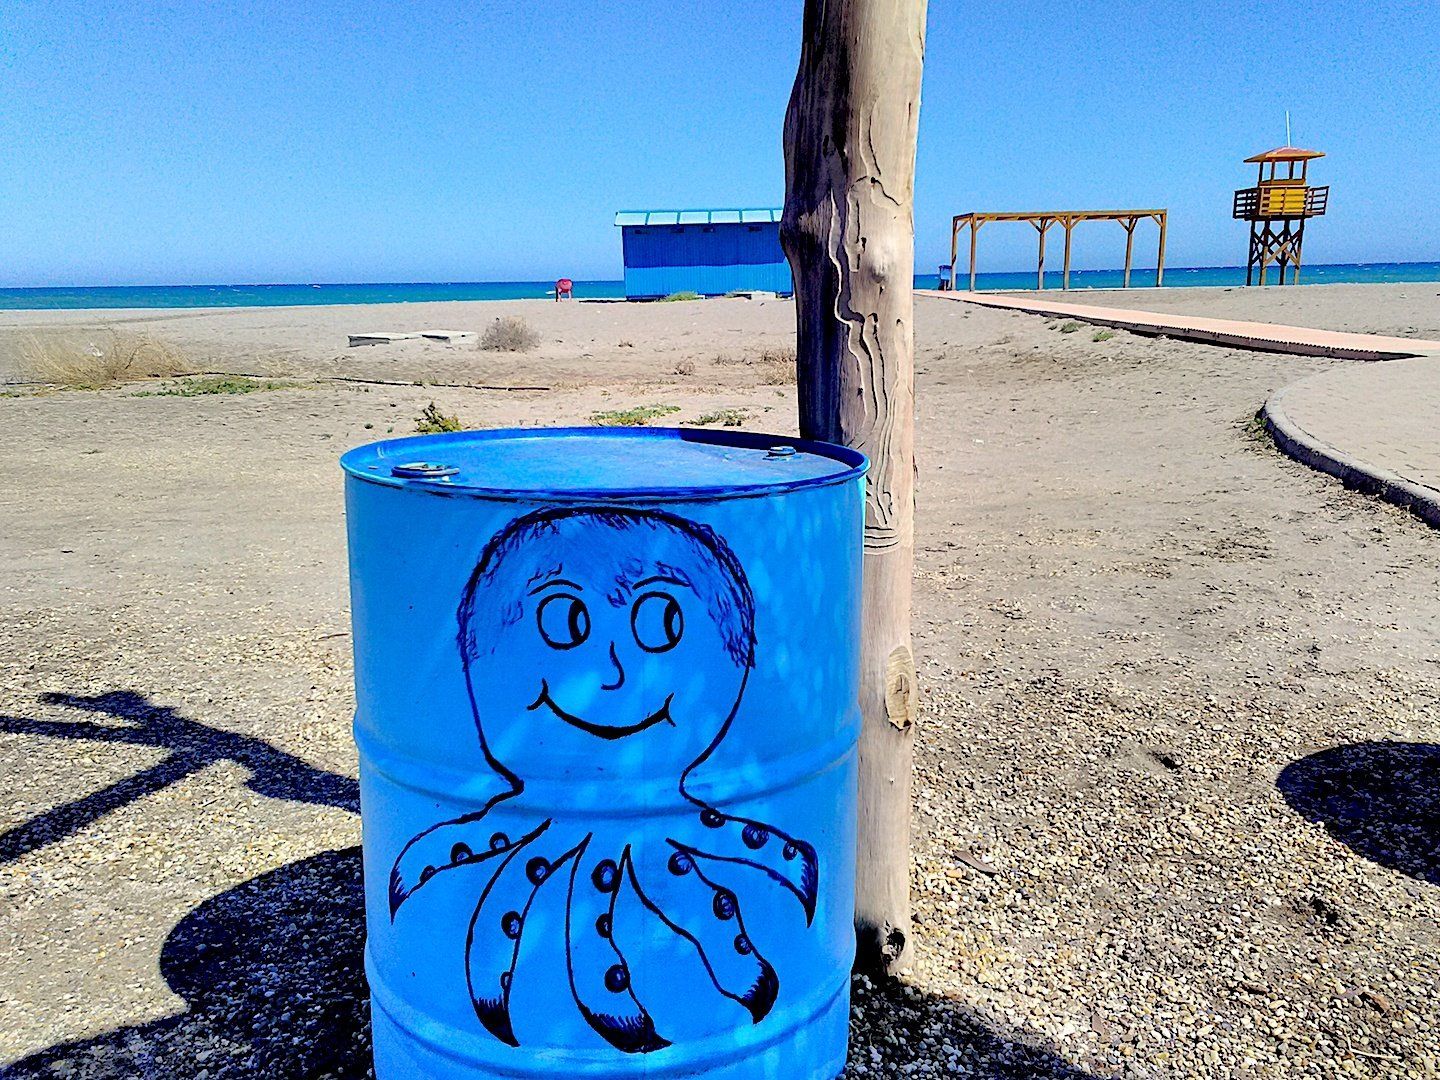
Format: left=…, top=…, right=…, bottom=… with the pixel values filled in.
left=391, top=461, right=460, bottom=479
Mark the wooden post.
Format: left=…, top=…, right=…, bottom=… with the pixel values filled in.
left=782, top=0, right=926, bottom=976
left=1034, top=218, right=1048, bottom=290
left=1155, top=212, right=1167, bottom=287
left=1293, top=218, right=1306, bottom=284
left=968, top=219, right=978, bottom=291
left=1061, top=217, right=1074, bottom=290
left=949, top=218, right=959, bottom=291
left=1122, top=217, right=1137, bottom=288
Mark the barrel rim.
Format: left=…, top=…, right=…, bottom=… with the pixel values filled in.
left=340, top=425, right=869, bottom=502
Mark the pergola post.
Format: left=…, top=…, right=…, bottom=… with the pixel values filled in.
left=968, top=219, right=978, bottom=291
left=1062, top=217, right=1075, bottom=290
left=1155, top=212, right=1167, bottom=287
left=781, top=0, right=927, bottom=977
left=949, top=218, right=959, bottom=291
left=1034, top=218, right=1049, bottom=290
left=1122, top=217, right=1137, bottom=288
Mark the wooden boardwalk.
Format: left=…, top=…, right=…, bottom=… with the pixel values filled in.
left=918, top=290, right=1440, bottom=361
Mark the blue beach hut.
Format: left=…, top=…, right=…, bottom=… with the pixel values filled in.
left=614, top=209, right=793, bottom=300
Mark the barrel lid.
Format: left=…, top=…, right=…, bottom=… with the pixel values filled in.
left=340, top=426, right=867, bottom=502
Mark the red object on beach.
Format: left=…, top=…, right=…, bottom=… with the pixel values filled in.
left=555, top=277, right=574, bottom=301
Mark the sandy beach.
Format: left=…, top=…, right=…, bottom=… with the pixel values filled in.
left=1, top=285, right=1437, bottom=1078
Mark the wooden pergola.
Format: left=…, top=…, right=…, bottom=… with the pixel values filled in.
left=949, top=209, right=1168, bottom=292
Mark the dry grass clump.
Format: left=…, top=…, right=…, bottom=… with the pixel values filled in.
left=19, top=330, right=189, bottom=388
left=757, top=345, right=796, bottom=384
left=708, top=345, right=796, bottom=384
left=673, top=358, right=696, bottom=376
left=479, top=316, right=542, bottom=352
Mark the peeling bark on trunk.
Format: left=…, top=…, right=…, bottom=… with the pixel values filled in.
left=781, top=0, right=927, bottom=976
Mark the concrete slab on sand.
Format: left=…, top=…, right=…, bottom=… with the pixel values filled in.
left=347, top=332, right=418, bottom=346
left=348, top=330, right=474, bottom=346
left=921, top=290, right=1440, bottom=361
left=1264, top=356, right=1440, bottom=528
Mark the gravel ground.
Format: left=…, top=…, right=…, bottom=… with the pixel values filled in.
left=1, top=291, right=1436, bottom=1078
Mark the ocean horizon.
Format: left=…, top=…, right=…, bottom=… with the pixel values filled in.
left=3, top=261, right=1438, bottom=311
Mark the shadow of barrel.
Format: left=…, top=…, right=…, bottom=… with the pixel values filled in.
left=5, top=847, right=371, bottom=1079
left=1277, top=741, right=1440, bottom=885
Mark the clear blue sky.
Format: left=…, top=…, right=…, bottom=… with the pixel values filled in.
left=2, top=0, right=1436, bottom=287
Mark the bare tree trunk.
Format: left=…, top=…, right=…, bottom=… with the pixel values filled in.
left=781, top=0, right=927, bottom=976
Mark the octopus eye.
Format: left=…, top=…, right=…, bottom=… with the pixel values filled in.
left=536, top=593, right=589, bottom=650
left=631, top=591, right=683, bottom=653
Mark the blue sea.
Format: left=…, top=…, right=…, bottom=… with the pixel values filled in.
left=2, top=262, right=1437, bottom=311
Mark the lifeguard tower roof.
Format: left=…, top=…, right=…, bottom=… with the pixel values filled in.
left=1244, top=146, right=1326, bottom=163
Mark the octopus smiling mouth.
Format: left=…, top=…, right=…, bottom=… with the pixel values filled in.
left=528, top=681, right=676, bottom=740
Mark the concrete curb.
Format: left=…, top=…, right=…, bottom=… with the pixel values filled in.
left=1262, top=376, right=1440, bottom=530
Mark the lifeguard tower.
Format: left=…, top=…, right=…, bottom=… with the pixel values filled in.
left=1233, top=146, right=1329, bottom=285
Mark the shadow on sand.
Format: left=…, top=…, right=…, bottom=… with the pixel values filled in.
left=1277, top=741, right=1440, bottom=885
left=0, top=690, right=358, bottom=867
left=2, top=692, right=1096, bottom=1078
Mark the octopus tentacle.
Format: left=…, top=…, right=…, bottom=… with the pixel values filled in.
left=626, top=844, right=778, bottom=1023
left=670, top=806, right=818, bottom=922
left=564, top=841, right=669, bottom=1053
left=388, top=798, right=539, bottom=917
left=465, top=826, right=580, bottom=1046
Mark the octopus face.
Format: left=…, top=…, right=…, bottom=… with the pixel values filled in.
left=459, top=507, right=753, bottom=782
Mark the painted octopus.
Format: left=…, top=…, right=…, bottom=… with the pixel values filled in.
left=388, top=505, right=817, bottom=1054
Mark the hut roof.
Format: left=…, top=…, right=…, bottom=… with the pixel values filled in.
left=615, top=208, right=782, bottom=227
left=1244, top=146, right=1325, bottom=163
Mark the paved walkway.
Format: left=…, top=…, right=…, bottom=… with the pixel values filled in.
left=1263, top=357, right=1440, bottom=528
left=918, top=290, right=1440, bottom=361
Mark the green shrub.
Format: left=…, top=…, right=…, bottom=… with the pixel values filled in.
left=662, top=291, right=701, bottom=302
left=695, top=408, right=748, bottom=427
left=133, top=375, right=300, bottom=397
left=415, top=401, right=463, bottom=433
left=591, top=404, right=681, bottom=426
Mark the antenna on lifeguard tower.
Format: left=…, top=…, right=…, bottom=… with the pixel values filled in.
left=1285, top=111, right=1292, bottom=146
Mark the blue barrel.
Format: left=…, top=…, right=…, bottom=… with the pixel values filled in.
left=341, top=427, right=866, bottom=1079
